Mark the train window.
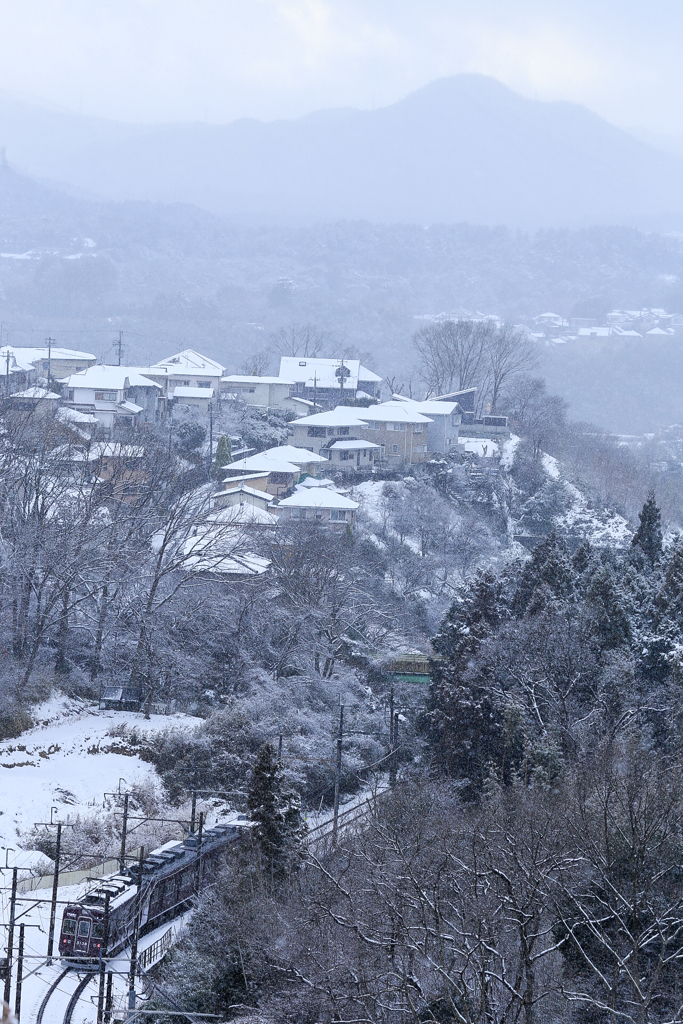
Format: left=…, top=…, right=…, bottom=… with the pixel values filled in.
left=92, top=922, right=105, bottom=939
left=77, top=920, right=91, bottom=938
left=62, top=919, right=76, bottom=935
left=181, top=870, right=193, bottom=888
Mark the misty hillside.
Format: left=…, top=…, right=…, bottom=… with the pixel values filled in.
left=3, top=164, right=683, bottom=431
left=2, top=76, right=683, bottom=229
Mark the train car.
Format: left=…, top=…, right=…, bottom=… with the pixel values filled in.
left=59, top=822, right=245, bottom=964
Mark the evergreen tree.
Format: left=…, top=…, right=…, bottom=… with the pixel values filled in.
left=512, top=531, right=575, bottom=617
left=211, top=435, right=232, bottom=480
left=424, top=571, right=517, bottom=796
left=631, top=491, right=663, bottom=565
left=247, top=742, right=305, bottom=877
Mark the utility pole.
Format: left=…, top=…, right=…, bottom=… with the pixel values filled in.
left=332, top=699, right=344, bottom=845
left=5, top=347, right=10, bottom=398
left=13, top=923, right=24, bottom=1023
left=127, top=846, right=145, bottom=1020
left=104, top=971, right=114, bottom=1024
left=3, top=867, right=17, bottom=1006
left=339, top=359, right=345, bottom=402
left=194, top=812, right=204, bottom=894
left=119, top=792, right=130, bottom=873
left=117, top=331, right=123, bottom=366
left=96, top=892, right=111, bottom=1024
left=390, top=711, right=399, bottom=788
left=208, top=401, right=213, bottom=477
left=45, top=337, right=54, bottom=388
left=312, top=372, right=317, bottom=411
left=190, top=791, right=197, bottom=834
left=47, top=822, right=62, bottom=960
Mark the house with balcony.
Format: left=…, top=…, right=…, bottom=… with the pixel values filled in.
left=60, top=366, right=162, bottom=429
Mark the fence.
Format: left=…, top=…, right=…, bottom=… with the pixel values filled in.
left=16, top=846, right=143, bottom=894
left=138, top=926, right=173, bottom=972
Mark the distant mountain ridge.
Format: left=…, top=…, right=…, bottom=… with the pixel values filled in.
left=1, top=75, right=683, bottom=229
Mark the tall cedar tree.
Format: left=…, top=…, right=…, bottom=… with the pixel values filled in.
left=247, top=742, right=305, bottom=877
left=631, top=490, right=663, bottom=564
left=211, top=435, right=232, bottom=479
left=424, top=571, right=521, bottom=796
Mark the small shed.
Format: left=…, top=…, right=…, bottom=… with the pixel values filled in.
left=100, top=686, right=142, bottom=711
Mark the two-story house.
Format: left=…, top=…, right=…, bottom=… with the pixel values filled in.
left=147, top=349, right=225, bottom=396
left=61, top=366, right=162, bottom=429
left=279, top=356, right=382, bottom=407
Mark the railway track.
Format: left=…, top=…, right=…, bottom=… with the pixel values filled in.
left=305, top=795, right=378, bottom=846
left=34, top=965, right=95, bottom=1024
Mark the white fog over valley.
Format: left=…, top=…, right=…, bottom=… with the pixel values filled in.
left=1, top=4, right=683, bottom=1023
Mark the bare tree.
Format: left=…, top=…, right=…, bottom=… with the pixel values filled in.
left=413, top=319, right=493, bottom=402
left=481, top=324, right=537, bottom=412
left=271, top=324, right=330, bottom=358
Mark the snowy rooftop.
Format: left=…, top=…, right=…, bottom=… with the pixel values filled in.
left=280, top=356, right=381, bottom=390
left=276, top=489, right=359, bottom=510
left=293, top=406, right=371, bottom=427
left=260, top=445, right=328, bottom=464
left=228, top=454, right=301, bottom=475
left=391, top=395, right=461, bottom=415
left=209, top=503, right=279, bottom=526
left=11, top=387, right=61, bottom=399
left=153, top=348, right=225, bottom=374
left=361, top=402, right=432, bottom=424
left=327, top=439, right=381, bottom=450
left=63, top=366, right=162, bottom=389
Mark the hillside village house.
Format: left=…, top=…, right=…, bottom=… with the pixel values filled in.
left=53, top=442, right=147, bottom=500
left=213, top=480, right=274, bottom=512
left=290, top=403, right=434, bottom=465
left=0, top=345, right=96, bottom=391
left=391, top=396, right=462, bottom=453
left=289, top=407, right=373, bottom=456
left=222, top=445, right=328, bottom=496
left=61, top=366, right=162, bottom=428
left=279, top=356, right=382, bottom=406
left=325, top=439, right=381, bottom=472
left=273, top=487, right=359, bottom=526
left=220, top=375, right=301, bottom=412
left=145, top=349, right=225, bottom=395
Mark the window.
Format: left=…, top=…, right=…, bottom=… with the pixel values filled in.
left=315, top=510, right=323, bottom=519
left=67, top=389, right=74, bottom=401
left=95, top=391, right=117, bottom=402
left=180, top=380, right=190, bottom=386
left=413, top=424, right=423, bottom=432
left=389, top=422, right=405, bottom=431
left=392, top=444, right=399, bottom=454
left=197, top=381, right=211, bottom=388
left=77, top=919, right=91, bottom=938
left=364, top=421, right=379, bottom=429
left=290, top=508, right=304, bottom=519
left=92, top=921, right=105, bottom=939
left=330, top=509, right=347, bottom=521
left=337, top=427, right=349, bottom=435
left=299, top=360, right=307, bottom=366
left=340, top=451, right=352, bottom=460
left=308, top=426, right=326, bottom=437
left=62, top=918, right=76, bottom=935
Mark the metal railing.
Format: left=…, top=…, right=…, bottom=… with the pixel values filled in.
left=138, top=926, right=173, bottom=972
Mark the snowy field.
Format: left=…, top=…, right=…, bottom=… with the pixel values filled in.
left=0, top=695, right=202, bottom=853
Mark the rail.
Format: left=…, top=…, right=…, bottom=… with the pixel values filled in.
left=138, top=926, right=174, bottom=972
left=305, top=797, right=376, bottom=846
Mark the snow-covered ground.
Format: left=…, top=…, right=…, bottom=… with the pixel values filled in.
left=0, top=695, right=201, bottom=852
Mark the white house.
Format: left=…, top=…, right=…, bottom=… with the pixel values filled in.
left=147, top=349, right=225, bottom=395
left=61, top=366, right=162, bottom=428
left=391, top=396, right=461, bottom=453
left=171, top=386, right=214, bottom=412
left=273, top=488, right=359, bottom=527
left=221, top=375, right=298, bottom=412
left=325, top=439, right=381, bottom=472
left=279, top=356, right=382, bottom=405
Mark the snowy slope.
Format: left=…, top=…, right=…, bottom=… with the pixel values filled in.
left=0, top=695, right=201, bottom=851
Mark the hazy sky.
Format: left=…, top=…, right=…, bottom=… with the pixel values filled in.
left=0, top=0, right=680, bottom=133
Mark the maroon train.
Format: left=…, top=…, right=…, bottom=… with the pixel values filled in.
left=59, top=822, right=244, bottom=963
